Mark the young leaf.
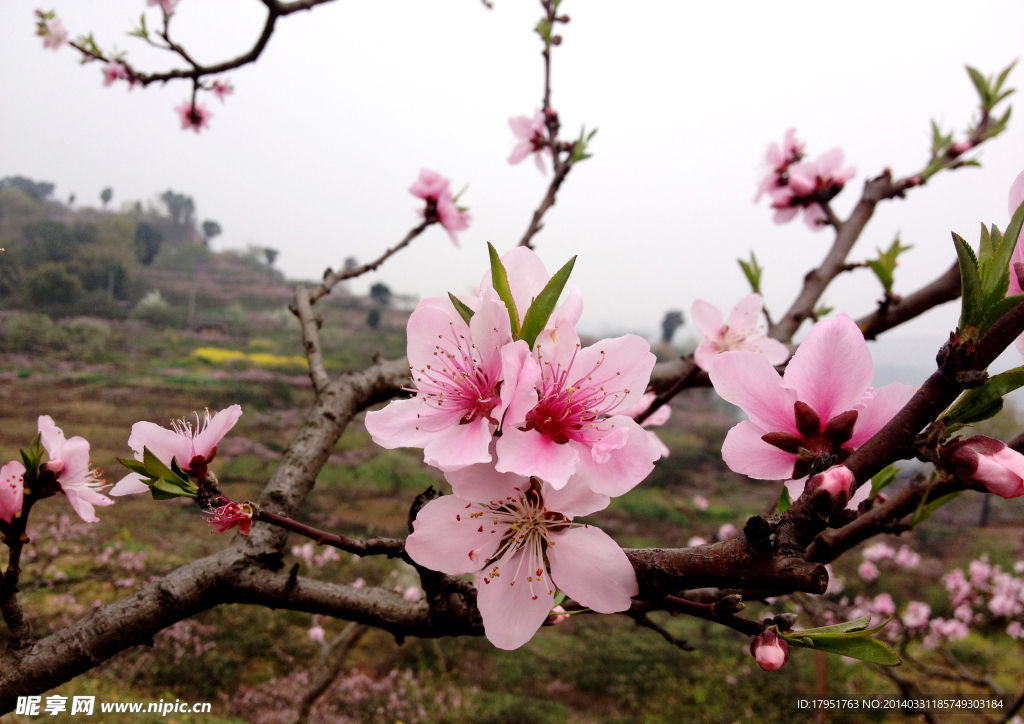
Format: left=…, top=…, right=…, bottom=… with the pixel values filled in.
left=117, top=457, right=151, bottom=476
left=487, top=242, right=521, bottom=338
left=150, top=484, right=180, bottom=501
left=943, top=366, right=1024, bottom=426
left=953, top=232, right=983, bottom=329
left=911, top=490, right=962, bottom=526
left=788, top=616, right=871, bottom=637
left=786, top=632, right=902, bottom=666
left=738, top=251, right=763, bottom=294
left=519, top=255, right=577, bottom=348
left=870, top=465, right=900, bottom=499
left=865, top=237, right=913, bottom=294
left=966, top=65, right=991, bottom=107
left=777, top=484, right=791, bottom=514
left=448, top=293, right=475, bottom=326
left=142, top=447, right=196, bottom=492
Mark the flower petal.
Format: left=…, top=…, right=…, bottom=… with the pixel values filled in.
left=193, top=405, right=242, bottom=459
left=445, top=456, right=526, bottom=503
left=782, top=314, right=872, bottom=422
left=1010, top=170, right=1024, bottom=219
left=364, top=397, right=462, bottom=451
left=708, top=351, right=798, bottom=433
left=847, top=382, right=918, bottom=448
left=542, top=477, right=610, bottom=518
left=469, top=297, right=513, bottom=377
left=37, top=415, right=66, bottom=458
left=548, top=526, right=638, bottom=613
left=549, top=284, right=584, bottom=329
left=110, top=472, right=151, bottom=497
left=127, top=421, right=193, bottom=469
left=423, top=415, right=494, bottom=471
left=406, top=299, right=470, bottom=374
left=694, top=340, right=719, bottom=371
left=508, top=116, right=534, bottom=141
left=495, top=425, right=580, bottom=489
left=567, top=417, right=659, bottom=496
left=508, top=142, right=532, bottom=165
left=727, top=294, right=764, bottom=332
left=0, top=460, right=25, bottom=524
left=405, top=495, right=501, bottom=575
left=737, top=336, right=791, bottom=366
left=690, top=299, right=724, bottom=339
left=56, top=436, right=92, bottom=489
left=492, top=247, right=550, bottom=322
left=722, top=420, right=797, bottom=479
left=499, top=340, right=540, bottom=428
left=570, top=334, right=656, bottom=414
left=475, top=550, right=554, bottom=650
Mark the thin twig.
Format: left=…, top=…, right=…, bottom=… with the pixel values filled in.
left=255, top=509, right=405, bottom=558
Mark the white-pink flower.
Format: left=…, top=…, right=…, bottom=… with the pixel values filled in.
left=38, top=17, right=69, bottom=50
left=768, top=148, right=856, bottom=231
left=365, top=294, right=530, bottom=471
left=102, top=62, right=130, bottom=87
left=405, top=461, right=636, bottom=650
left=402, top=586, right=422, bottom=601
left=508, top=112, right=552, bottom=174
left=687, top=536, right=707, bottom=547
left=308, top=624, right=326, bottom=643
left=547, top=605, right=570, bottom=625
left=862, top=542, right=896, bottom=562
left=211, top=78, right=234, bottom=102
left=750, top=629, right=790, bottom=671
left=147, top=0, right=180, bottom=14
left=0, top=460, right=25, bottom=525
left=692, top=294, right=789, bottom=372
left=409, top=169, right=470, bottom=246
left=870, top=593, right=896, bottom=618
left=692, top=494, right=709, bottom=511
left=755, top=128, right=804, bottom=201
left=1009, top=170, right=1024, bottom=218
left=110, top=406, right=242, bottom=496
left=858, top=561, right=879, bottom=581
left=895, top=545, right=920, bottom=568
left=902, top=601, right=931, bottom=632
left=717, top=523, right=738, bottom=540
left=1008, top=621, right=1024, bottom=639
left=351, top=577, right=366, bottom=589
left=175, top=101, right=212, bottom=133
left=38, top=416, right=113, bottom=523
left=708, top=314, right=917, bottom=507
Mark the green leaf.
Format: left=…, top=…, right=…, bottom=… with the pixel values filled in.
left=447, top=293, right=475, bottom=326
left=944, top=365, right=1024, bottom=426
left=142, top=447, right=196, bottom=492
left=981, top=293, right=1024, bottom=332
left=994, top=60, right=1017, bottom=95
left=814, top=302, right=834, bottom=319
left=966, top=65, right=991, bottom=107
left=487, top=242, right=521, bottom=338
left=790, top=617, right=872, bottom=636
left=777, top=484, right=791, bottom=514
left=152, top=477, right=197, bottom=499
left=519, top=255, right=577, bottom=348
left=911, top=491, right=962, bottom=526
left=865, top=237, right=913, bottom=294
left=738, top=251, right=763, bottom=294
left=953, top=232, right=983, bottom=328
left=870, top=465, right=900, bottom=499
left=117, top=457, right=150, bottom=476
left=150, top=481, right=183, bottom=500
left=787, top=633, right=902, bottom=666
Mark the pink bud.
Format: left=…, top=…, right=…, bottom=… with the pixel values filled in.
left=45, top=458, right=66, bottom=476
left=807, top=465, right=856, bottom=503
left=950, top=436, right=1024, bottom=499
left=548, top=605, right=570, bottom=625
left=307, top=625, right=325, bottom=643
left=403, top=586, right=422, bottom=601
left=351, top=578, right=365, bottom=589
left=949, top=140, right=973, bottom=156
left=750, top=629, right=790, bottom=671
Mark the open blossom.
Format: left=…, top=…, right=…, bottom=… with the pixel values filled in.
left=862, top=542, right=896, bottom=562
left=755, top=128, right=804, bottom=201
left=175, top=101, right=212, bottom=133
left=308, top=625, right=326, bottom=643
left=211, top=78, right=234, bottom=102
left=858, top=561, right=879, bottom=581
left=402, top=586, right=422, bottom=601
left=750, top=629, right=790, bottom=671
left=895, top=545, right=921, bottom=568
left=38, top=416, right=113, bottom=523
left=1009, top=170, right=1024, bottom=217
left=37, top=16, right=69, bottom=50
left=717, top=523, right=738, bottom=540
left=406, top=460, right=636, bottom=650
left=409, top=169, right=470, bottom=246
left=948, top=436, right=1024, bottom=499
left=508, top=112, right=552, bottom=174
left=102, top=62, right=130, bottom=87
left=692, top=494, right=709, bottom=511
left=708, top=314, right=917, bottom=507
left=365, top=294, right=528, bottom=471
left=616, top=392, right=671, bottom=459
left=692, top=294, right=789, bottom=371
left=147, top=0, right=180, bottom=14
left=766, top=146, right=856, bottom=231
left=111, top=405, right=242, bottom=496
left=902, top=601, right=931, bottom=632
left=0, top=461, right=25, bottom=525
left=923, top=617, right=969, bottom=649
left=206, top=500, right=253, bottom=535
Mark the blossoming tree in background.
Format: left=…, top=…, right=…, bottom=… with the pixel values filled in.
left=6, top=0, right=1024, bottom=720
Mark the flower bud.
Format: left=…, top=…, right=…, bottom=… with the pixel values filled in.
left=547, top=605, right=570, bottom=625
left=45, top=458, right=65, bottom=476
left=750, top=629, right=790, bottom=671
left=948, top=436, right=1024, bottom=499
left=806, top=465, right=856, bottom=508
left=948, top=140, right=973, bottom=156
left=308, top=625, right=325, bottom=643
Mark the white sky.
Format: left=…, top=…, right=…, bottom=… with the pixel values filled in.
left=2, top=0, right=1023, bottom=370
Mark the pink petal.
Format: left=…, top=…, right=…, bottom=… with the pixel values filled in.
left=1010, top=170, right=1024, bottom=219
left=786, top=162, right=817, bottom=195
left=193, top=405, right=242, bottom=459
left=508, top=142, right=533, bottom=165
left=495, top=425, right=580, bottom=489
left=475, top=550, right=554, bottom=650
left=784, top=477, right=807, bottom=504
left=722, top=420, right=797, bottom=479
left=690, top=299, right=724, bottom=338
left=508, top=116, right=535, bottom=142
left=727, top=294, right=764, bottom=332
left=406, top=301, right=470, bottom=374
left=815, top=148, right=845, bottom=177
left=974, top=454, right=1024, bottom=498
left=847, top=382, right=918, bottom=447
left=532, top=320, right=583, bottom=378
left=648, top=430, right=671, bottom=459
left=570, top=334, right=656, bottom=414
left=567, top=417, right=659, bottom=496
left=737, top=337, right=791, bottom=366
left=548, top=283, right=584, bottom=329
left=405, top=495, right=501, bottom=575
left=547, top=526, right=638, bottom=614
left=423, top=415, right=494, bottom=471
left=541, top=478, right=610, bottom=518
left=803, top=203, right=827, bottom=231
left=708, top=351, right=798, bottom=433
left=0, top=460, right=25, bottom=524
left=56, top=436, right=92, bottom=489
left=444, top=455, right=525, bottom=503
left=127, top=421, right=193, bottom=469
left=772, top=206, right=800, bottom=224
left=63, top=486, right=113, bottom=524
left=693, top=340, right=720, bottom=371
left=468, top=297, right=513, bottom=378
left=534, top=150, right=549, bottom=175
left=782, top=314, right=872, bottom=423
left=499, top=340, right=540, bottom=428
left=37, top=415, right=65, bottom=458
left=110, top=473, right=150, bottom=497
left=364, top=397, right=462, bottom=451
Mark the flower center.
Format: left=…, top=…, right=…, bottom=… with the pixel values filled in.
left=411, top=322, right=501, bottom=425
left=761, top=401, right=859, bottom=479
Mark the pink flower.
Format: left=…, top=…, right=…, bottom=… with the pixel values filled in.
left=692, top=494, right=709, bottom=511
left=205, top=500, right=253, bottom=535
left=923, top=617, right=969, bottom=648
left=717, top=523, right=738, bottom=540
left=403, top=586, right=422, bottom=601
left=691, top=294, right=790, bottom=372
left=0, top=460, right=25, bottom=525
left=895, top=546, right=921, bottom=568
left=709, top=314, right=917, bottom=506
left=750, top=629, right=790, bottom=671
left=870, top=593, right=896, bottom=617
left=1007, top=621, right=1024, bottom=639
left=862, top=542, right=896, bottom=562
left=763, top=145, right=856, bottom=231
left=409, top=169, right=470, bottom=246
left=110, top=406, right=242, bottom=496
left=902, top=601, right=931, bottom=632
left=948, top=436, right=1024, bottom=499
left=38, top=416, right=113, bottom=523
left=858, top=561, right=879, bottom=581
left=37, top=17, right=69, bottom=50
left=211, top=78, right=234, bottom=102
left=1009, top=170, right=1024, bottom=219
left=147, top=0, right=179, bottom=14
left=954, top=604, right=974, bottom=623
left=435, top=191, right=470, bottom=246
left=365, top=294, right=527, bottom=471
left=410, top=169, right=450, bottom=200
left=687, top=536, right=707, bottom=547
left=308, top=625, right=326, bottom=643
left=351, top=578, right=366, bottom=589
left=944, top=569, right=972, bottom=606
left=616, top=392, right=671, bottom=459
left=405, top=461, right=637, bottom=650
left=806, top=465, right=856, bottom=506
left=508, top=112, right=552, bottom=174
left=102, top=62, right=130, bottom=87
left=547, top=605, right=570, bottom=625
left=755, top=128, right=805, bottom=201
left=175, top=101, right=212, bottom=133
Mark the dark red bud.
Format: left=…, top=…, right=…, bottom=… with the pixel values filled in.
left=793, top=401, right=820, bottom=438
left=761, top=431, right=803, bottom=453
left=824, top=410, right=858, bottom=446
left=205, top=445, right=218, bottom=463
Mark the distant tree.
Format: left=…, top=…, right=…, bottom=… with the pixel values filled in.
left=26, top=262, right=82, bottom=307
left=201, top=220, right=222, bottom=243
left=264, top=247, right=279, bottom=266
left=369, top=282, right=391, bottom=307
left=67, top=193, right=75, bottom=206
left=134, top=223, right=163, bottom=265
left=23, top=221, right=77, bottom=263
left=0, top=176, right=55, bottom=202
left=366, top=308, right=381, bottom=329
left=661, top=310, right=685, bottom=344
left=100, top=187, right=113, bottom=208
left=160, top=190, right=196, bottom=227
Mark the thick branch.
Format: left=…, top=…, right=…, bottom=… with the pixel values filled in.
left=293, top=285, right=330, bottom=395
left=857, top=261, right=962, bottom=341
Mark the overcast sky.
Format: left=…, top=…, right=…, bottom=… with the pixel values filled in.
left=2, top=0, right=1023, bottom=371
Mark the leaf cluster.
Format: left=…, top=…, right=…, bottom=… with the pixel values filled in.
left=781, top=617, right=902, bottom=666
left=866, top=237, right=913, bottom=295
left=118, top=448, right=199, bottom=500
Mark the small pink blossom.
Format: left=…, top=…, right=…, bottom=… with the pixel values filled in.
left=923, top=617, right=969, bottom=649
left=38, top=416, right=113, bottom=523
left=692, top=494, right=709, bottom=511
left=953, top=604, right=974, bottom=623
left=692, top=294, right=790, bottom=372
left=292, top=542, right=314, bottom=565
left=147, top=0, right=179, bottom=14
left=308, top=625, right=326, bottom=643
left=750, top=629, right=790, bottom=671
left=175, top=101, right=212, bottom=133
left=806, top=465, right=855, bottom=506
left=948, top=436, right=1024, bottom=499
left=408, top=169, right=470, bottom=246
left=205, top=500, right=253, bottom=535
left=870, top=593, right=895, bottom=618
left=858, top=561, right=879, bottom=582
left=709, top=314, right=917, bottom=507
left=102, top=62, right=130, bottom=87
left=410, top=169, right=450, bottom=200
left=717, top=523, right=738, bottom=540
left=774, top=149, right=856, bottom=231
left=406, top=461, right=636, bottom=650
left=508, top=112, right=552, bottom=174
left=435, top=192, right=470, bottom=246
left=1008, top=621, right=1024, bottom=639
left=902, top=601, right=931, bottom=632
left=944, top=569, right=973, bottom=606
left=111, top=406, right=242, bottom=496
left=547, top=605, right=570, bottom=625
left=403, top=586, right=422, bottom=601
left=0, top=460, right=25, bottom=525
left=211, top=78, right=234, bottom=102
left=37, top=16, right=69, bottom=50
left=895, top=545, right=921, bottom=568
left=687, top=536, right=707, bottom=547
left=862, top=542, right=896, bottom=562
left=351, top=578, right=366, bottom=589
